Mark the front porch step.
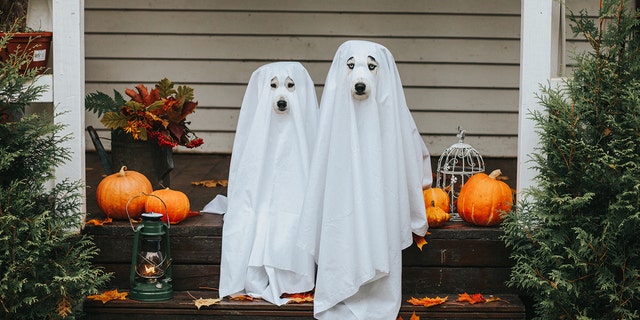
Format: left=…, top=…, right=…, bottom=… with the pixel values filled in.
left=83, top=291, right=525, bottom=320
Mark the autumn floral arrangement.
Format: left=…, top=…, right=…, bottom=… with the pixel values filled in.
left=86, top=78, right=204, bottom=148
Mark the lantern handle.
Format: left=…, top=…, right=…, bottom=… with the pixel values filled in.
left=125, top=192, right=171, bottom=232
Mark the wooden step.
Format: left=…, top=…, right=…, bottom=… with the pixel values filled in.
left=83, top=290, right=525, bottom=320
left=84, top=213, right=516, bottom=294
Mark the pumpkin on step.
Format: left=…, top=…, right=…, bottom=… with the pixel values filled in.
left=423, top=187, right=450, bottom=213
left=426, top=200, right=450, bottom=227
left=96, top=166, right=152, bottom=220
left=456, top=169, right=513, bottom=226
left=145, top=188, right=191, bottom=224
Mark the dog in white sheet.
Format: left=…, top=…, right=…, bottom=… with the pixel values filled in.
left=217, top=62, right=318, bottom=306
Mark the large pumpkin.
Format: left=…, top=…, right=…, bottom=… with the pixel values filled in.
left=423, top=187, right=450, bottom=213
left=456, top=169, right=513, bottom=226
left=145, top=188, right=191, bottom=224
left=96, top=166, right=153, bottom=220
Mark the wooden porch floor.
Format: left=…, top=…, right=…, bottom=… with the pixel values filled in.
left=85, top=151, right=232, bottom=219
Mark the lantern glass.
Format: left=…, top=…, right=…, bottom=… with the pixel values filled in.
left=435, top=127, right=484, bottom=220
left=129, top=212, right=173, bottom=301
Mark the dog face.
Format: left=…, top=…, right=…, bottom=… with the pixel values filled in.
left=270, top=75, right=296, bottom=113
left=346, top=55, right=378, bottom=101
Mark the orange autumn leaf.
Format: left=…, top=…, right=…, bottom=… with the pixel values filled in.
left=87, top=289, right=128, bottom=304
left=85, top=217, right=112, bottom=226
left=407, top=295, right=448, bottom=307
left=412, top=233, right=428, bottom=251
left=485, top=296, right=508, bottom=304
left=191, top=179, right=228, bottom=188
left=282, top=291, right=314, bottom=304
left=397, top=312, right=420, bottom=320
left=229, top=295, right=254, bottom=301
left=457, top=292, right=486, bottom=304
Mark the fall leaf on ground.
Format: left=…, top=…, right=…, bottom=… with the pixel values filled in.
left=457, top=293, right=486, bottom=304
left=191, top=179, right=228, bottom=188
left=229, top=295, right=254, bottom=301
left=407, top=296, right=448, bottom=307
left=85, top=217, right=112, bottom=226
left=87, top=289, right=128, bottom=304
left=194, top=297, right=221, bottom=309
left=410, top=312, right=420, bottom=320
left=412, top=233, right=428, bottom=251
left=485, top=296, right=509, bottom=304
left=282, top=291, right=314, bottom=304
left=188, top=291, right=221, bottom=309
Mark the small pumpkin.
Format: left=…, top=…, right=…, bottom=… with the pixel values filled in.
left=96, top=166, right=152, bottom=220
left=426, top=200, right=450, bottom=227
left=145, top=188, right=191, bottom=224
left=423, top=187, right=450, bottom=213
left=456, top=169, right=513, bottom=226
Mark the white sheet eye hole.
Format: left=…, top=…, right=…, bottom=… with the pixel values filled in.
left=285, top=76, right=295, bottom=92
left=367, top=56, right=378, bottom=74
left=346, top=57, right=355, bottom=70
left=270, top=77, right=279, bottom=89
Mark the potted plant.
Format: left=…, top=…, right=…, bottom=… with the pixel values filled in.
left=85, top=78, right=204, bottom=188
left=0, top=0, right=53, bottom=75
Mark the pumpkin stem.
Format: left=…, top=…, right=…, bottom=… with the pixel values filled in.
left=118, top=166, right=127, bottom=177
left=489, top=169, right=502, bottom=179
left=430, top=200, right=436, bottom=208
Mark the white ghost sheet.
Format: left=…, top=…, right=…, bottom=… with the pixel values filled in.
left=218, top=62, right=319, bottom=305
left=297, top=40, right=432, bottom=319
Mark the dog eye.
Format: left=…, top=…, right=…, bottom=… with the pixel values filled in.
left=270, top=77, right=278, bottom=89
left=347, top=63, right=355, bottom=70
left=368, top=64, right=377, bottom=71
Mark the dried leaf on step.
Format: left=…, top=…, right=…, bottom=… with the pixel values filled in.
left=411, top=312, right=420, bottom=320
left=229, top=295, right=254, bottom=301
left=282, top=291, right=314, bottom=304
left=485, top=296, right=509, bottom=304
left=457, top=292, right=485, bottom=304
left=85, top=217, right=112, bottom=226
left=407, top=295, right=448, bottom=307
left=194, top=297, right=221, bottom=309
left=412, top=233, right=428, bottom=251
left=191, top=179, right=228, bottom=188
left=87, top=289, right=128, bottom=303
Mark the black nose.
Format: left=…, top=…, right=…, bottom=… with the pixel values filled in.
left=354, top=82, right=366, bottom=94
left=277, top=100, right=287, bottom=110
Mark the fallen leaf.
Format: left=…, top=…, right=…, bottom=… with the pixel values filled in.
left=485, top=296, right=509, bottom=304
left=407, top=295, right=448, bottom=307
left=194, top=297, right=221, bottom=309
left=191, top=179, right=228, bottom=188
left=282, top=291, right=314, bottom=304
left=412, top=233, right=428, bottom=251
left=85, top=217, right=112, bottom=226
left=457, top=293, right=485, bottom=304
left=229, top=295, right=254, bottom=301
left=411, top=311, right=420, bottom=320
left=87, top=289, right=128, bottom=304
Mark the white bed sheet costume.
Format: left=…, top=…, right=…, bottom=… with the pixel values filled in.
left=218, top=62, right=319, bottom=305
left=297, top=40, right=432, bottom=319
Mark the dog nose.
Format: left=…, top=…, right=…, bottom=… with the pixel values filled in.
left=277, top=100, right=287, bottom=111
left=354, top=82, right=366, bottom=94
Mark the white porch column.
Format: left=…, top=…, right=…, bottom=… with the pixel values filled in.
left=51, top=0, right=85, bottom=208
left=517, top=0, right=564, bottom=200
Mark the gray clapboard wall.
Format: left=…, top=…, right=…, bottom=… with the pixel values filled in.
left=84, top=0, right=599, bottom=157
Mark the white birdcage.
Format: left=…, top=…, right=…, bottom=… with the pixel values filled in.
left=435, top=127, right=485, bottom=221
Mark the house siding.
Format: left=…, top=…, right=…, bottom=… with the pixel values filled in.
left=84, top=0, right=597, bottom=157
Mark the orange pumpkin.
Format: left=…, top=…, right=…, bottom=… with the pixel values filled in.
left=96, top=166, right=152, bottom=220
left=456, top=169, right=513, bottom=226
left=423, top=187, right=450, bottom=213
left=145, top=188, right=191, bottom=224
left=426, top=201, right=450, bottom=227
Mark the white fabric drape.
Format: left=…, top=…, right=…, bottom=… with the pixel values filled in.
left=297, top=40, right=432, bottom=319
left=218, top=62, right=319, bottom=305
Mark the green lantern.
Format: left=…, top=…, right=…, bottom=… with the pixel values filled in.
left=129, top=212, right=173, bottom=301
